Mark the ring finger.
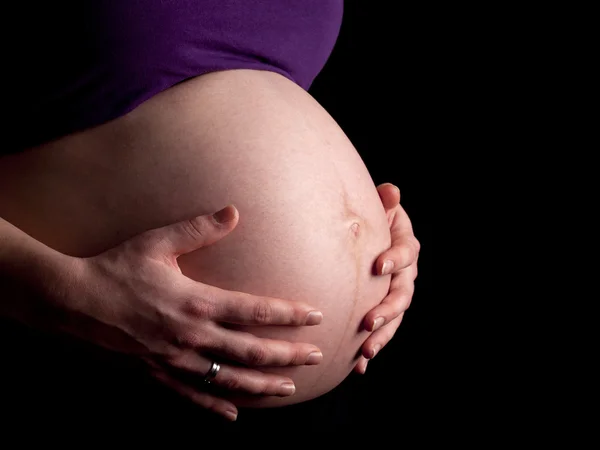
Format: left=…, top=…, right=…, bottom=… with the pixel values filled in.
left=154, top=350, right=298, bottom=398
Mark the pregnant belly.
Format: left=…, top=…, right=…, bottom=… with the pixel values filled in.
left=0, top=70, right=391, bottom=407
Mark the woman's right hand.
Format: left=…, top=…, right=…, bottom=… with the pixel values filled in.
left=62, top=205, right=323, bottom=421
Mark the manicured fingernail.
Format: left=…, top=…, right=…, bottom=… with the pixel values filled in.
left=306, top=311, right=323, bottom=325
left=372, top=317, right=384, bottom=331
left=370, top=344, right=382, bottom=359
left=279, top=382, right=296, bottom=396
left=306, top=351, right=323, bottom=365
left=213, top=205, right=235, bottom=223
left=381, top=260, right=394, bottom=275
left=224, top=410, right=238, bottom=421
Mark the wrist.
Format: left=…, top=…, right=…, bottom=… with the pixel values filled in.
left=0, top=217, right=88, bottom=326
left=35, top=251, right=86, bottom=313
left=0, top=242, right=81, bottom=323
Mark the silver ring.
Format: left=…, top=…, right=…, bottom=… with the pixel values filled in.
left=203, top=361, right=220, bottom=384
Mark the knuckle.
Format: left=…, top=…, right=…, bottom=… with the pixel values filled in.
left=127, top=230, right=159, bottom=255
left=190, top=392, right=216, bottom=409
left=220, top=373, right=243, bottom=391
left=174, top=329, right=204, bottom=349
left=163, top=352, right=185, bottom=369
left=397, top=236, right=420, bottom=263
left=255, top=379, right=276, bottom=395
left=393, top=301, right=408, bottom=316
left=181, top=217, right=208, bottom=241
left=395, top=292, right=413, bottom=314
left=245, top=343, right=269, bottom=365
left=157, top=341, right=181, bottom=360
left=407, top=289, right=416, bottom=307
left=252, top=301, right=273, bottom=323
left=402, top=239, right=417, bottom=260
left=404, top=236, right=420, bottom=256
left=221, top=297, right=241, bottom=320
left=277, top=346, right=299, bottom=365
left=414, top=237, right=421, bottom=253
left=184, top=296, right=217, bottom=319
left=290, top=347, right=307, bottom=365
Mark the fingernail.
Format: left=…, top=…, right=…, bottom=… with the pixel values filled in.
left=305, top=311, right=323, bottom=325
left=306, top=351, right=323, bottom=365
left=224, top=410, right=238, bottom=421
left=279, top=382, right=296, bottom=396
left=360, top=361, right=368, bottom=374
left=372, top=317, right=384, bottom=331
left=370, top=344, right=382, bottom=359
left=381, top=260, right=394, bottom=275
left=213, top=205, right=235, bottom=224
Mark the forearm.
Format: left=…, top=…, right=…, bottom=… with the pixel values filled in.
left=0, top=216, right=76, bottom=323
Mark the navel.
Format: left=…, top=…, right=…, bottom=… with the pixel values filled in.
left=349, top=221, right=360, bottom=238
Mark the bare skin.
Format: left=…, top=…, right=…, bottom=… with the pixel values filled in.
left=0, top=206, right=324, bottom=420
left=0, top=69, right=420, bottom=420
left=356, top=183, right=420, bottom=374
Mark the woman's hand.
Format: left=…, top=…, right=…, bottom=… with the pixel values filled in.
left=63, top=205, right=323, bottom=421
left=354, top=183, right=420, bottom=374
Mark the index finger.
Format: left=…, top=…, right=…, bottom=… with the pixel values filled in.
left=208, top=287, right=323, bottom=326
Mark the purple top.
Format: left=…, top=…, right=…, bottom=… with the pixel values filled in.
left=8, top=0, right=343, bottom=152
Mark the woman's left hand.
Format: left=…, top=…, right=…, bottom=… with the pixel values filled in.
left=355, top=183, right=420, bottom=374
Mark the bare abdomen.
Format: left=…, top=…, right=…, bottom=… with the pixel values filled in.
left=0, top=70, right=391, bottom=406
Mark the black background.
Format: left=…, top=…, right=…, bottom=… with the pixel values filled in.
left=307, top=1, right=436, bottom=426
left=233, top=1, right=439, bottom=428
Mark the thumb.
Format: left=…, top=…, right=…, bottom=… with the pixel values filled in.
left=153, top=205, right=239, bottom=257
left=376, top=183, right=401, bottom=211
